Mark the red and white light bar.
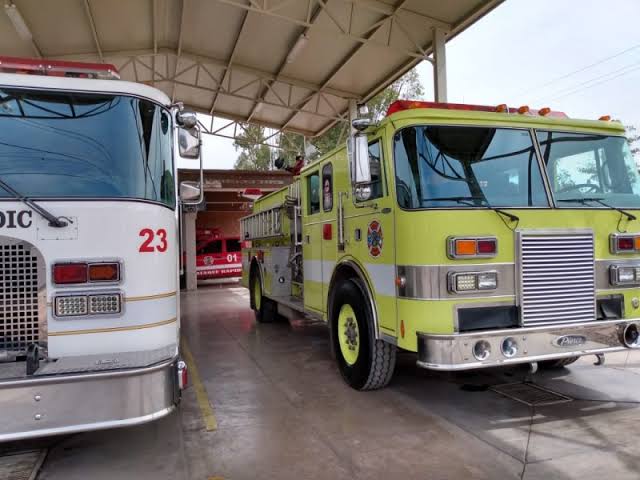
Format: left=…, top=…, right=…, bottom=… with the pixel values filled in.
left=386, top=100, right=568, bottom=119
left=0, top=56, right=120, bottom=80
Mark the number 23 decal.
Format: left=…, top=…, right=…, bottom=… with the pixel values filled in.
left=139, top=228, right=168, bottom=253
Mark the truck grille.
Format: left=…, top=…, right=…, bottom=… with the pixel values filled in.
left=0, top=239, right=43, bottom=354
left=518, top=231, right=596, bottom=327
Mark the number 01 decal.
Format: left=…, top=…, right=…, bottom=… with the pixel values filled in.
left=139, top=228, right=168, bottom=253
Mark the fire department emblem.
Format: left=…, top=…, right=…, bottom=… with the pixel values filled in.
left=367, top=220, right=383, bottom=257
left=204, top=256, right=214, bottom=265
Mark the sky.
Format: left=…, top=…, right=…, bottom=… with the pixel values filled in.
left=179, top=0, right=640, bottom=170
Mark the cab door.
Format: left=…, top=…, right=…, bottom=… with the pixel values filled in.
left=302, top=169, right=324, bottom=314
left=341, top=137, right=398, bottom=337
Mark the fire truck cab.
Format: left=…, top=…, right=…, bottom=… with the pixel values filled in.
left=0, top=57, right=202, bottom=440
left=242, top=100, right=640, bottom=391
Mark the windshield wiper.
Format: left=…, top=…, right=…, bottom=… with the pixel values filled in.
left=558, top=197, right=636, bottom=222
left=0, top=178, right=69, bottom=228
left=423, top=196, right=520, bottom=223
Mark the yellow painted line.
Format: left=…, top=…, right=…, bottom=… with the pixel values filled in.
left=48, top=317, right=177, bottom=336
left=181, top=336, right=218, bottom=431
left=126, top=291, right=177, bottom=302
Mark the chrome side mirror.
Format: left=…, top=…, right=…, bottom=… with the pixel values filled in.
left=179, top=181, right=201, bottom=204
left=176, top=109, right=198, bottom=129
left=353, top=134, right=371, bottom=185
left=178, top=127, right=200, bottom=159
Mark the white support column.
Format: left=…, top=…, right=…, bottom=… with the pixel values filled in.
left=432, top=27, right=447, bottom=103
left=348, top=98, right=358, bottom=135
left=183, top=210, right=198, bottom=291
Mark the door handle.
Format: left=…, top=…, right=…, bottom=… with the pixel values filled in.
left=305, top=235, right=310, bottom=244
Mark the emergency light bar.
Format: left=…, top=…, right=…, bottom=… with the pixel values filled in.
left=0, top=56, right=120, bottom=80
left=386, top=100, right=568, bottom=119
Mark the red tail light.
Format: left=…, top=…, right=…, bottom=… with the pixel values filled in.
left=477, top=239, right=497, bottom=254
left=53, top=263, right=88, bottom=284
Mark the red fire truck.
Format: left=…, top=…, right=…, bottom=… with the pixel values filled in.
left=195, top=229, right=242, bottom=280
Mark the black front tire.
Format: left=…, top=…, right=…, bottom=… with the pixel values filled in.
left=330, top=278, right=396, bottom=390
left=250, top=267, right=277, bottom=323
left=538, top=356, right=579, bottom=370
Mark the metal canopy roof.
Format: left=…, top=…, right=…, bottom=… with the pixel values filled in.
left=1, top=0, right=502, bottom=137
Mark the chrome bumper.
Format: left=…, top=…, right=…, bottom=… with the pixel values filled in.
left=417, top=319, right=638, bottom=371
left=0, top=354, right=180, bottom=442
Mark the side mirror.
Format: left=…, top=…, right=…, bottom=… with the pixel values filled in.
left=352, top=134, right=371, bottom=184
left=176, top=109, right=198, bottom=129
left=178, top=127, right=200, bottom=159
left=179, top=181, right=202, bottom=204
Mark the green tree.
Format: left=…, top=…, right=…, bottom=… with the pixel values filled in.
left=234, top=68, right=425, bottom=169
left=309, top=67, right=424, bottom=158
left=627, top=125, right=640, bottom=157
left=233, top=124, right=272, bottom=170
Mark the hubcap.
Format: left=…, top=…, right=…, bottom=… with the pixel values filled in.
left=338, top=304, right=359, bottom=366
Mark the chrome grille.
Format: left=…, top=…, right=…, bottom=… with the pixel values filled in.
left=0, top=241, right=41, bottom=354
left=518, top=231, right=596, bottom=327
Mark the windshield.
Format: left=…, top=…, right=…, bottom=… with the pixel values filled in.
left=537, top=131, right=640, bottom=208
left=0, top=88, right=175, bottom=208
left=393, top=126, right=549, bottom=209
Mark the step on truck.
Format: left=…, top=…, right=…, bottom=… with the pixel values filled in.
left=0, top=57, right=203, bottom=440
left=242, top=99, right=640, bottom=390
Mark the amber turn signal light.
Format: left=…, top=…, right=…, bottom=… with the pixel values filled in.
left=88, top=263, right=120, bottom=282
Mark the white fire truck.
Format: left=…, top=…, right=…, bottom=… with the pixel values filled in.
left=0, top=57, right=202, bottom=441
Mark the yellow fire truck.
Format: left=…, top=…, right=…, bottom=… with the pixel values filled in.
left=241, top=100, right=640, bottom=390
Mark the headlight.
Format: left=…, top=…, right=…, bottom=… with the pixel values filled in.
left=55, top=295, right=88, bottom=317
left=449, top=271, right=498, bottom=293
left=610, top=264, right=640, bottom=286
left=477, top=272, right=498, bottom=290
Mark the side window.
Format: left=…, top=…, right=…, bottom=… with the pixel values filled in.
left=226, top=239, right=241, bottom=252
left=307, top=171, right=321, bottom=214
left=322, top=163, right=333, bottom=212
left=365, top=140, right=384, bottom=201
left=200, top=240, right=222, bottom=255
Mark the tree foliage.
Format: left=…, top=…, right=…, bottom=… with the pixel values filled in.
left=233, top=124, right=272, bottom=170
left=234, top=68, right=424, bottom=170
left=627, top=125, right=640, bottom=157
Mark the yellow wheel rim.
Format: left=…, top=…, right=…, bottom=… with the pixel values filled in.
left=338, top=304, right=359, bottom=366
left=254, top=278, right=261, bottom=311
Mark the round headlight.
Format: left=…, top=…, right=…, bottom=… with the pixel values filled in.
left=501, top=337, right=518, bottom=358
left=473, top=340, right=491, bottom=361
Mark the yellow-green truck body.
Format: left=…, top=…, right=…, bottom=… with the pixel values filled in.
left=242, top=102, right=640, bottom=385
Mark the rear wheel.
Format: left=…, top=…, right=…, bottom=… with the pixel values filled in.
left=538, top=356, right=579, bottom=369
left=331, top=278, right=396, bottom=390
left=250, top=267, right=276, bottom=323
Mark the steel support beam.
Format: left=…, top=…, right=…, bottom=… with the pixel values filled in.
left=432, top=27, right=447, bottom=102
left=280, top=0, right=410, bottom=132
left=82, top=0, right=103, bottom=62
left=210, top=0, right=449, bottom=61
left=209, top=10, right=251, bottom=114
left=172, top=0, right=188, bottom=102
left=246, top=2, right=324, bottom=123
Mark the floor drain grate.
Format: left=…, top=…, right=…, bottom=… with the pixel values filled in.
left=490, top=382, right=572, bottom=406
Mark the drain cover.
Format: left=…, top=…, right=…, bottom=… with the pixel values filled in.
left=0, top=450, right=47, bottom=480
left=490, top=382, right=572, bottom=406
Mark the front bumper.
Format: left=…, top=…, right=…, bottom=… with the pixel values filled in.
left=417, top=319, right=638, bottom=371
left=0, top=349, right=182, bottom=442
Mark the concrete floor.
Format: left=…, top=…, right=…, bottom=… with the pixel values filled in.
left=25, top=285, right=640, bottom=479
